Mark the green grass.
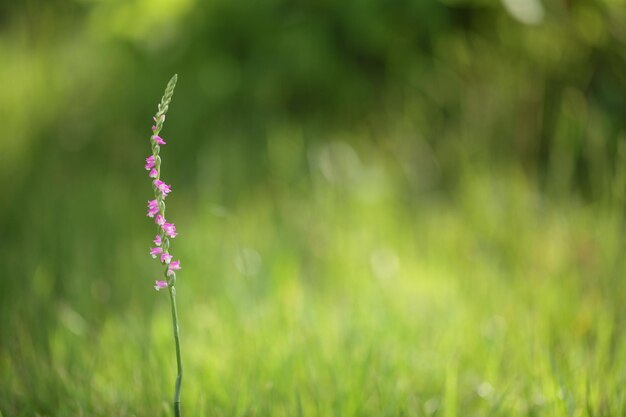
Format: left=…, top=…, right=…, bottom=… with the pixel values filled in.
left=2, top=157, right=626, bottom=416
left=1, top=0, right=625, bottom=414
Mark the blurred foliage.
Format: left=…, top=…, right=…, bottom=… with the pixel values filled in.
left=2, top=0, right=626, bottom=415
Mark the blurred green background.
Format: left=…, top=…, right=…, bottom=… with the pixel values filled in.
left=2, top=0, right=626, bottom=415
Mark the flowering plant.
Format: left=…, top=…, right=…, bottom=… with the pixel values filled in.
left=145, top=74, right=183, bottom=417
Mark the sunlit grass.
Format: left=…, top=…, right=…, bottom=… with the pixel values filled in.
left=3, top=161, right=625, bottom=416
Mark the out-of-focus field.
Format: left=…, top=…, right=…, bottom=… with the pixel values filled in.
left=2, top=1, right=626, bottom=416
left=5, top=163, right=626, bottom=416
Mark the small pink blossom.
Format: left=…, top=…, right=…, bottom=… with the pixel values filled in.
left=161, top=252, right=173, bottom=264
left=145, top=155, right=155, bottom=170
left=163, top=222, right=177, bottom=238
left=167, top=260, right=181, bottom=276
left=154, top=179, right=171, bottom=197
left=150, top=247, right=163, bottom=258
left=149, top=168, right=158, bottom=178
left=152, top=125, right=158, bottom=132
left=155, top=214, right=166, bottom=226
left=147, top=200, right=159, bottom=218
left=152, top=135, right=166, bottom=145
left=153, top=235, right=162, bottom=246
left=154, top=280, right=168, bottom=291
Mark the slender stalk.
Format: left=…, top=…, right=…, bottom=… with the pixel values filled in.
left=145, top=74, right=183, bottom=416
left=168, top=284, right=183, bottom=417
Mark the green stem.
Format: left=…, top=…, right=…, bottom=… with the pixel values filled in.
left=168, top=285, right=183, bottom=417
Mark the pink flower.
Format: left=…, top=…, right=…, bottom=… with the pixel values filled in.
left=152, top=135, right=166, bottom=145
left=150, top=247, right=163, bottom=258
left=161, top=252, right=173, bottom=264
left=145, top=155, right=156, bottom=170
left=147, top=200, right=159, bottom=218
left=154, top=280, right=168, bottom=291
left=167, top=260, right=181, bottom=276
left=153, top=235, right=162, bottom=246
left=151, top=125, right=158, bottom=132
left=163, top=222, right=177, bottom=238
left=154, top=179, right=171, bottom=197
left=155, top=214, right=166, bottom=226
left=149, top=168, right=158, bottom=178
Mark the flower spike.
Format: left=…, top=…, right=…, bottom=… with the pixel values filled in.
left=143, top=74, right=183, bottom=417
